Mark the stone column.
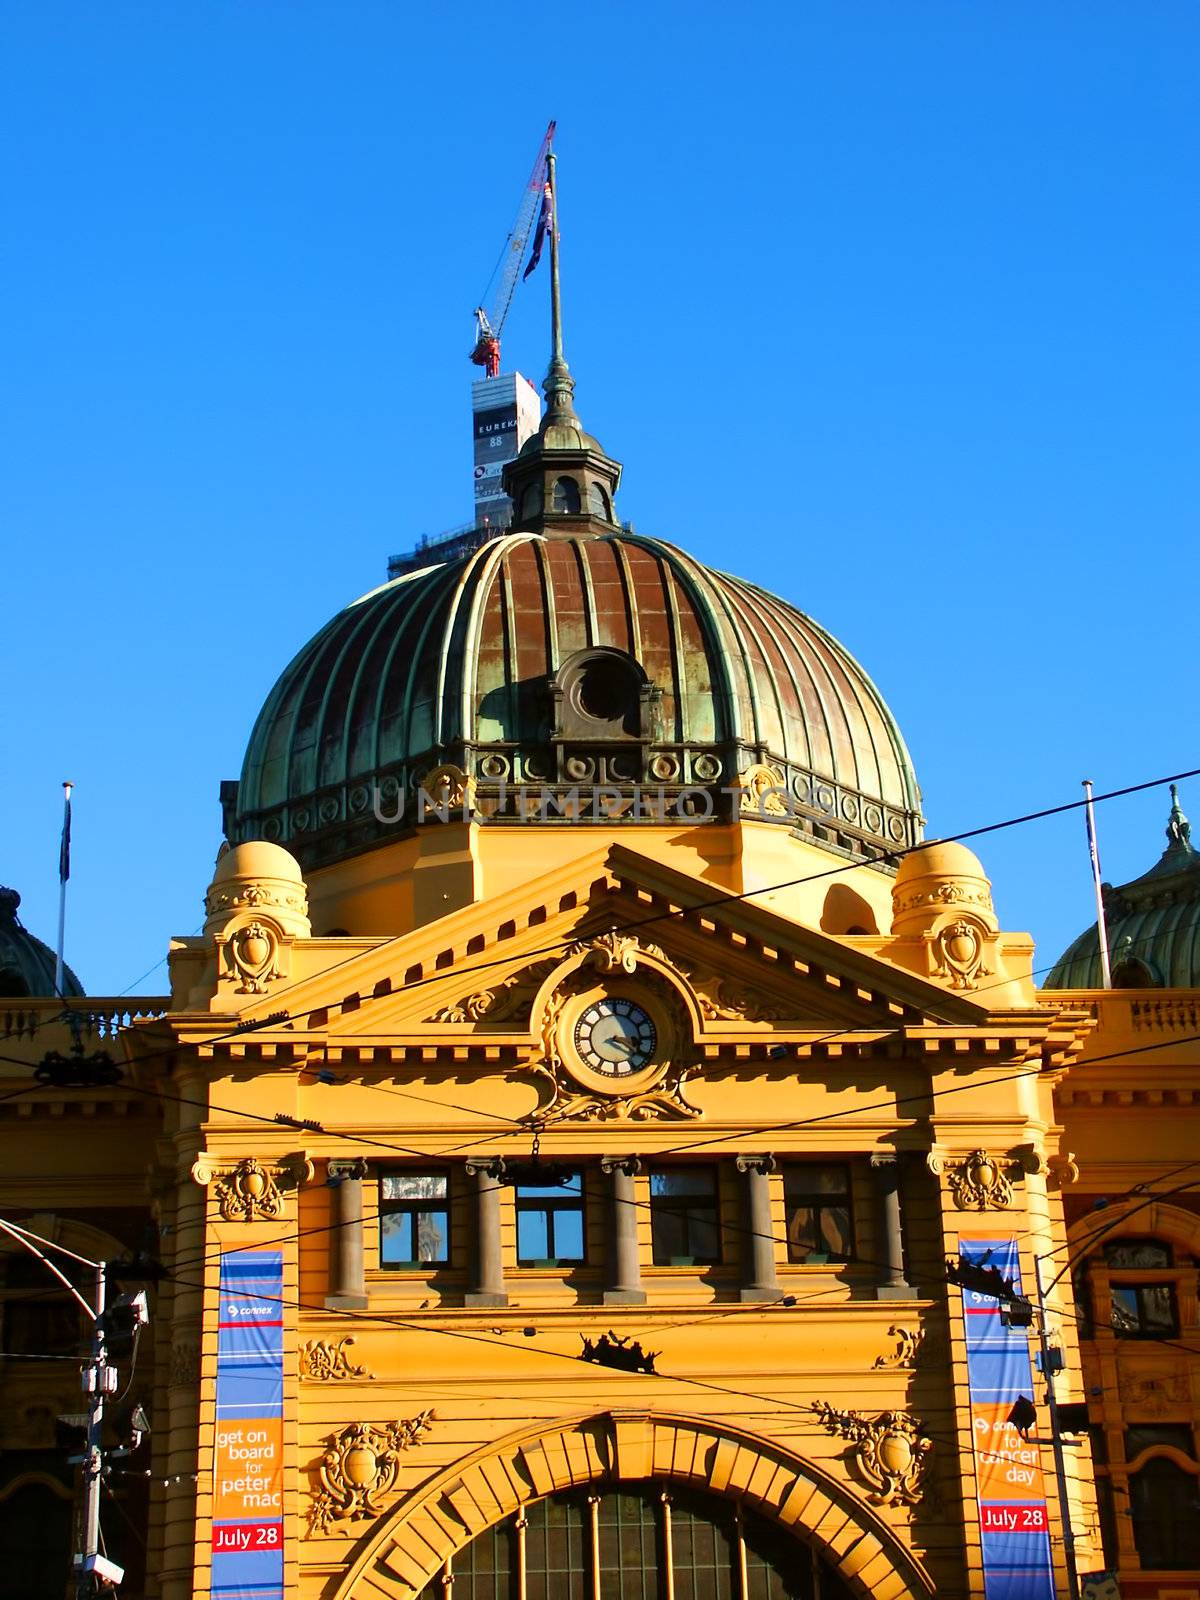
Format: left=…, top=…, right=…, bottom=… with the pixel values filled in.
left=871, top=1153, right=917, bottom=1299
left=326, top=1158, right=369, bottom=1309
left=464, top=1158, right=508, bottom=1307
left=736, top=1154, right=779, bottom=1302
left=601, top=1157, right=645, bottom=1306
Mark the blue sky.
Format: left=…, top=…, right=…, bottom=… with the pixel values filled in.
left=2, top=2, right=1196, bottom=994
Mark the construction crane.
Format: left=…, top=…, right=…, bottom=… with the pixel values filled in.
left=470, top=120, right=556, bottom=380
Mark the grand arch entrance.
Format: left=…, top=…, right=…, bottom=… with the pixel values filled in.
left=333, top=1411, right=934, bottom=1600
left=415, top=1481, right=856, bottom=1599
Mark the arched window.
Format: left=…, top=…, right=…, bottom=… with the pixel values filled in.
left=552, top=476, right=581, bottom=514
left=521, top=482, right=543, bottom=522
left=1129, top=1454, right=1200, bottom=1569
left=0, top=1479, right=74, bottom=1599
left=587, top=481, right=611, bottom=520
left=417, top=1483, right=856, bottom=1599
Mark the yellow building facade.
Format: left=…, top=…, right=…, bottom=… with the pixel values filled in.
left=2, top=319, right=1197, bottom=1600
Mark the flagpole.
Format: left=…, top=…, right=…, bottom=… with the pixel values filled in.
left=54, top=781, right=72, bottom=998
left=547, top=150, right=562, bottom=368
left=1082, top=778, right=1112, bottom=989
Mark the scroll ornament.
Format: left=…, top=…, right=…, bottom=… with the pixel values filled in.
left=300, top=1336, right=374, bottom=1382
left=309, top=1411, right=436, bottom=1533
left=811, top=1402, right=933, bottom=1506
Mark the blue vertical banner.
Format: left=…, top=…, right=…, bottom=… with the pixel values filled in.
left=212, top=1251, right=285, bottom=1599
left=961, top=1236, right=1055, bottom=1600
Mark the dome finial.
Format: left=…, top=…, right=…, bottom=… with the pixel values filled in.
left=542, top=150, right=579, bottom=427
left=1166, top=783, right=1193, bottom=854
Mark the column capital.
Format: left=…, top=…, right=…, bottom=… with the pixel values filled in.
left=327, top=1158, right=369, bottom=1182
left=601, top=1155, right=642, bottom=1177
left=464, top=1158, right=507, bottom=1180
left=736, top=1153, right=776, bottom=1176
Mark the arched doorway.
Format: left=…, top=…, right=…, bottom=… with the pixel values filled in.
left=333, top=1410, right=934, bottom=1600
left=416, top=1481, right=856, bottom=1599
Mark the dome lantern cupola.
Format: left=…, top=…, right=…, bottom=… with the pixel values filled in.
left=502, top=152, right=621, bottom=537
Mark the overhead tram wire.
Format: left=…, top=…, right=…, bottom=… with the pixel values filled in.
left=10, top=761, right=1200, bottom=1056
left=11, top=1029, right=1200, bottom=1316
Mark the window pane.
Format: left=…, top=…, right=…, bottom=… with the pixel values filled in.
left=651, top=1207, right=687, bottom=1264
left=1140, top=1284, right=1177, bottom=1333
left=550, top=1208, right=585, bottom=1263
left=651, top=1167, right=714, bottom=1198
left=784, top=1164, right=849, bottom=1200
left=518, top=1211, right=549, bottom=1262
left=670, top=1490, right=734, bottom=1600
left=524, top=1495, right=586, bottom=1600
left=686, top=1210, right=720, bottom=1263
left=1110, top=1285, right=1141, bottom=1333
left=596, top=1490, right=659, bottom=1600
left=1104, top=1239, right=1171, bottom=1268
left=380, top=1211, right=416, bottom=1265
left=382, top=1173, right=447, bottom=1201
left=415, top=1210, right=449, bottom=1263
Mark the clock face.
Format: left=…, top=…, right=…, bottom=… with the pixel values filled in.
left=573, top=998, right=657, bottom=1076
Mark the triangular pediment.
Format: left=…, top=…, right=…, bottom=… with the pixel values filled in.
left=201, top=843, right=1031, bottom=1059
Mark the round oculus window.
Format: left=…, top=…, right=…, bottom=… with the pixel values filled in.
left=573, top=998, right=657, bottom=1076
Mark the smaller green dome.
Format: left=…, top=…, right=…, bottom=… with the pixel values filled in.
left=0, top=886, right=83, bottom=998
left=1045, top=786, right=1200, bottom=988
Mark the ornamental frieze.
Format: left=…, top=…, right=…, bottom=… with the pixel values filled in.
left=810, top=1402, right=933, bottom=1506
left=300, top=1336, right=374, bottom=1383
left=191, top=1153, right=314, bottom=1221
left=309, top=1411, right=436, bottom=1534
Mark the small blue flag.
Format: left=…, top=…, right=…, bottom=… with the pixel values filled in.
left=523, top=182, right=552, bottom=280
left=59, top=788, right=72, bottom=883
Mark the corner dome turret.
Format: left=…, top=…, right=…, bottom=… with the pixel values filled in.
left=0, top=886, right=83, bottom=998
left=1046, top=785, right=1200, bottom=988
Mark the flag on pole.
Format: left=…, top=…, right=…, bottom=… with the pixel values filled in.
left=59, top=783, right=72, bottom=883
left=523, top=181, right=552, bottom=280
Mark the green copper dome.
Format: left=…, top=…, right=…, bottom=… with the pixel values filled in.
left=1045, top=786, right=1200, bottom=988
left=0, top=887, right=83, bottom=998
left=227, top=528, right=923, bottom=873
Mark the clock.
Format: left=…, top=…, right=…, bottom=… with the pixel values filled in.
left=572, top=997, right=658, bottom=1077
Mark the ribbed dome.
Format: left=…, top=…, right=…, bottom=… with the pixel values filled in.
left=1045, top=786, right=1200, bottom=988
left=229, top=530, right=923, bottom=872
left=0, top=887, right=83, bottom=998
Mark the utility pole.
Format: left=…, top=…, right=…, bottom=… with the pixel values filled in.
left=1033, top=1254, right=1080, bottom=1600
left=0, top=1217, right=137, bottom=1595
left=79, top=1256, right=113, bottom=1596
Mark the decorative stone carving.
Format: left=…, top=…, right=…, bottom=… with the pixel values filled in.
left=309, top=1411, right=436, bottom=1533
left=227, top=920, right=285, bottom=993
left=946, top=1149, right=1015, bottom=1210
left=873, top=1325, right=925, bottom=1370
left=810, top=1402, right=933, bottom=1505
left=931, top=919, right=992, bottom=990
left=192, top=1153, right=314, bottom=1221
left=300, top=1336, right=373, bottom=1382
left=531, top=1060, right=702, bottom=1124
left=893, top=882, right=995, bottom=918
left=676, top=965, right=789, bottom=1022
left=1119, top=1369, right=1190, bottom=1417
left=736, top=763, right=790, bottom=817
left=168, top=1337, right=200, bottom=1389
left=420, top=763, right=474, bottom=813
